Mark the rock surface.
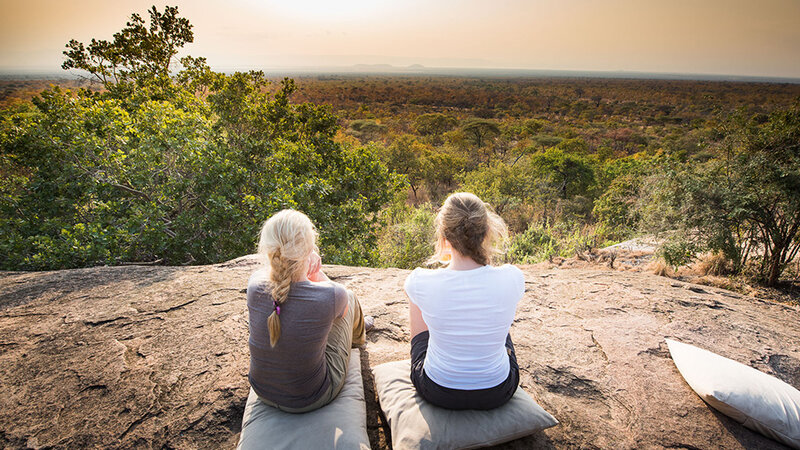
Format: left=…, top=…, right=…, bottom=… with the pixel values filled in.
left=1, top=255, right=799, bottom=449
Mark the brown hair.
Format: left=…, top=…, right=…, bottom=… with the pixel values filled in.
left=430, top=192, right=508, bottom=266
left=257, top=209, right=317, bottom=347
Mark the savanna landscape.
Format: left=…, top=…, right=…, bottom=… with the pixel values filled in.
left=1, top=4, right=799, bottom=449
left=3, top=59, right=800, bottom=297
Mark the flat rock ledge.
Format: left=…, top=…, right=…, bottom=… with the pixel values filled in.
left=1, top=255, right=799, bottom=449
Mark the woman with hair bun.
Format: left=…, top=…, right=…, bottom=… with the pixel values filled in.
left=404, top=192, right=524, bottom=410
left=247, top=209, right=367, bottom=412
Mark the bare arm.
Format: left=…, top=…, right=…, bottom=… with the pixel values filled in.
left=307, top=250, right=331, bottom=282
left=408, top=295, right=428, bottom=339
left=307, top=251, right=346, bottom=316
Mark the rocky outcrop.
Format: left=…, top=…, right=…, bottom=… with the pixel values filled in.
left=1, top=255, right=798, bottom=449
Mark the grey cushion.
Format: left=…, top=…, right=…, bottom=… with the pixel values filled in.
left=237, top=348, right=370, bottom=450
left=372, top=359, right=558, bottom=450
left=667, top=339, right=800, bottom=449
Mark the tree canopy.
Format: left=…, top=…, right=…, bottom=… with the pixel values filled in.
left=62, top=6, right=193, bottom=101
left=646, top=104, right=800, bottom=285
left=0, top=6, right=400, bottom=270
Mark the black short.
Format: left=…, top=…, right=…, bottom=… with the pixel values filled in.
left=410, top=330, right=519, bottom=410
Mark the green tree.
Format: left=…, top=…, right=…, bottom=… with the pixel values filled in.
left=422, top=151, right=466, bottom=201
left=639, top=104, right=800, bottom=285
left=377, top=203, right=436, bottom=269
left=347, top=119, right=387, bottom=143
left=528, top=148, right=595, bottom=200
left=555, top=137, right=589, bottom=154
left=532, top=134, right=563, bottom=151
left=523, top=119, right=547, bottom=135
left=462, top=118, right=500, bottom=158
left=592, top=153, right=654, bottom=238
left=62, top=5, right=193, bottom=102
left=461, top=163, right=531, bottom=214
left=415, top=113, right=458, bottom=145
left=380, top=135, right=428, bottom=199
left=0, top=6, right=400, bottom=270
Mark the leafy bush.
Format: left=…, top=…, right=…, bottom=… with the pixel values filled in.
left=414, top=113, right=458, bottom=145
left=640, top=104, right=800, bottom=285
left=348, top=119, right=387, bottom=142
left=376, top=204, right=436, bottom=269
left=505, top=222, right=606, bottom=264
left=658, top=237, right=698, bottom=269
left=505, top=224, right=559, bottom=264
left=0, top=7, right=401, bottom=270
left=527, top=147, right=596, bottom=200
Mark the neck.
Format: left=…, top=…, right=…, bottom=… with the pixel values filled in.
left=448, top=250, right=484, bottom=271
left=291, top=261, right=310, bottom=282
left=291, top=273, right=310, bottom=282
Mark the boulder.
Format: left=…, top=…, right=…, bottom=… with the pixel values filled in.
left=1, top=255, right=798, bottom=449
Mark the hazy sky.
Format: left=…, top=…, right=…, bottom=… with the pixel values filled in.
left=1, top=0, right=799, bottom=77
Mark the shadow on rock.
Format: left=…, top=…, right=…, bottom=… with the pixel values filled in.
left=360, top=346, right=392, bottom=449
left=0, top=265, right=183, bottom=311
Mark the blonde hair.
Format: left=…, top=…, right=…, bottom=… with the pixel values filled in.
left=258, top=209, right=318, bottom=347
left=429, top=192, right=508, bottom=266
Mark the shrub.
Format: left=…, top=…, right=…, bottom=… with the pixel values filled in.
left=506, top=223, right=560, bottom=264
left=376, top=204, right=436, bottom=269
left=348, top=119, right=387, bottom=142
left=0, top=7, right=401, bottom=270
left=658, top=238, right=698, bottom=269
left=505, top=222, right=607, bottom=264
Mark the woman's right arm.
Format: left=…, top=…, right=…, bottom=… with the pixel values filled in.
left=409, top=300, right=428, bottom=339
left=405, top=270, right=429, bottom=338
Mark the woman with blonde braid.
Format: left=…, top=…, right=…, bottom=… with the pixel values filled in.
left=247, top=209, right=367, bottom=412
left=405, top=192, right=523, bottom=410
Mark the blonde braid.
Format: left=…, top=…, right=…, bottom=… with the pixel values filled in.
left=257, top=209, right=318, bottom=348
left=267, top=250, right=304, bottom=347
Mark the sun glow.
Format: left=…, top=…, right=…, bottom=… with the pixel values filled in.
left=254, top=0, right=386, bottom=22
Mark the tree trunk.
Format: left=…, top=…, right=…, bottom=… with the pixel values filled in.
left=766, top=254, right=783, bottom=286
left=764, top=239, right=786, bottom=286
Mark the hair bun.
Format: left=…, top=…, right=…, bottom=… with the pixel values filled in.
left=434, top=192, right=506, bottom=266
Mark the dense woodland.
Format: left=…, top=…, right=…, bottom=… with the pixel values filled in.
left=289, top=75, right=800, bottom=286
left=1, top=7, right=799, bottom=288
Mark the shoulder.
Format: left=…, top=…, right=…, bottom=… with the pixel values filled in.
left=305, top=279, right=345, bottom=302
left=246, top=268, right=272, bottom=306
left=315, top=279, right=344, bottom=293
left=404, top=267, right=440, bottom=304
left=404, top=267, right=441, bottom=288
left=408, top=267, right=442, bottom=280
left=247, top=268, right=270, bottom=294
left=330, top=281, right=348, bottom=301
left=491, top=263, right=523, bottom=278
left=324, top=281, right=349, bottom=317
left=492, top=264, right=525, bottom=297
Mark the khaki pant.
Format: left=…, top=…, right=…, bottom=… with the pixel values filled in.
left=257, top=290, right=366, bottom=413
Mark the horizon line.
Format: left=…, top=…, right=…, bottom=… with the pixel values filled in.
left=2, top=65, right=799, bottom=84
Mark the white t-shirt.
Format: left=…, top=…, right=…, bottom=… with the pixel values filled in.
left=404, top=264, right=525, bottom=390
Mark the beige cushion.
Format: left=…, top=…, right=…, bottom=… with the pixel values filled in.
left=372, top=359, right=558, bottom=450
left=667, top=339, right=800, bottom=449
left=237, top=348, right=370, bottom=450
